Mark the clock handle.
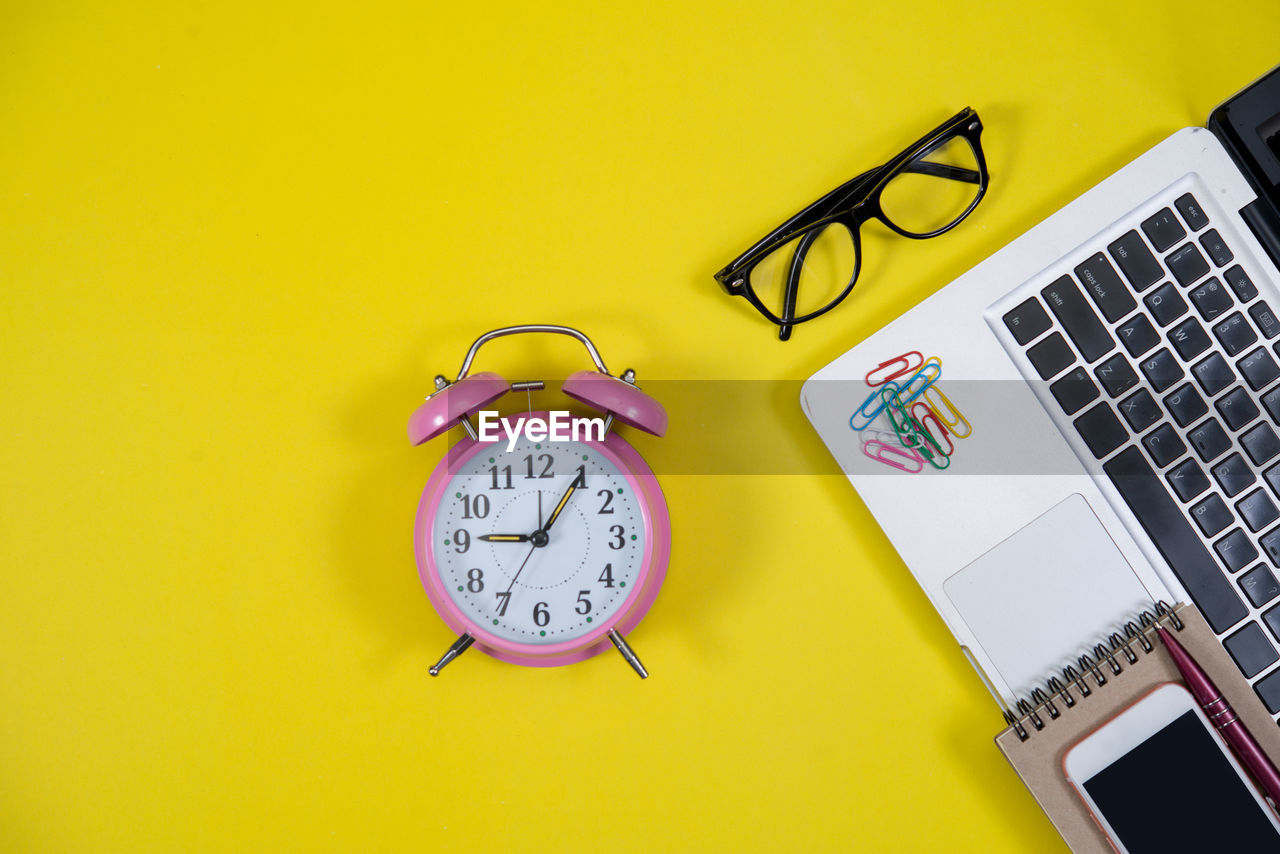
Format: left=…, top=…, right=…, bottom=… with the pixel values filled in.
left=608, top=629, right=649, bottom=679
left=428, top=633, right=475, bottom=676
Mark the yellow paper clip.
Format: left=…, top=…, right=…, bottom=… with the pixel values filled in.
left=922, top=385, right=972, bottom=439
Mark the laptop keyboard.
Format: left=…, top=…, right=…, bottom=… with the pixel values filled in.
left=1000, top=192, right=1280, bottom=720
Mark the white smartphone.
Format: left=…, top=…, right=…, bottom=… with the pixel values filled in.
left=1062, top=682, right=1280, bottom=852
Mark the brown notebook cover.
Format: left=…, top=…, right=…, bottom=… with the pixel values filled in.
left=994, top=603, right=1280, bottom=852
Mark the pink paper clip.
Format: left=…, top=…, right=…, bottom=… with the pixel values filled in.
left=922, top=385, right=972, bottom=439
left=865, top=351, right=924, bottom=387
left=863, top=439, right=924, bottom=473
left=911, top=402, right=954, bottom=457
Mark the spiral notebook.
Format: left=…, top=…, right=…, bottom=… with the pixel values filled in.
left=996, top=602, right=1280, bottom=852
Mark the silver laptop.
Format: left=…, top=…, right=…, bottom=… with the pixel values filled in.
left=802, top=67, right=1280, bottom=717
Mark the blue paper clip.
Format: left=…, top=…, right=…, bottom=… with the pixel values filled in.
left=896, top=357, right=942, bottom=405
left=849, top=381, right=899, bottom=431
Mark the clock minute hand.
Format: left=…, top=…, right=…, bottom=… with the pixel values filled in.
left=541, top=471, right=585, bottom=534
left=479, top=533, right=531, bottom=543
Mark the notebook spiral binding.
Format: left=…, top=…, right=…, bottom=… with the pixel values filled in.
left=1001, top=600, right=1185, bottom=742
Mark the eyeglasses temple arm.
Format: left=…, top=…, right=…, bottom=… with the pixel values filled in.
left=901, top=160, right=983, bottom=185
left=778, top=226, right=823, bottom=341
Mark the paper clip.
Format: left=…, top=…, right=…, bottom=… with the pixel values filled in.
left=865, top=351, right=924, bottom=387
left=880, top=384, right=917, bottom=442
left=863, top=440, right=924, bottom=473
left=896, top=357, right=942, bottom=405
left=911, top=401, right=954, bottom=457
left=850, top=381, right=898, bottom=431
left=922, top=385, right=972, bottom=439
left=860, top=427, right=900, bottom=446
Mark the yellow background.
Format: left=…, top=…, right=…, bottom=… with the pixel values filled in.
left=3, top=1, right=1279, bottom=850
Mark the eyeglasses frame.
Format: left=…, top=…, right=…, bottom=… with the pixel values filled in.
left=713, top=107, right=988, bottom=339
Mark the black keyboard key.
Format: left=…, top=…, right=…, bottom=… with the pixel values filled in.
left=1263, top=528, right=1280, bottom=568
left=1050, top=367, right=1099, bottom=415
left=1199, top=229, right=1234, bottom=267
left=1225, top=265, right=1258, bottom=303
left=1193, top=353, right=1234, bottom=397
left=1168, top=457, right=1211, bottom=501
left=1143, top=423, right=1186, bottom=468
left=1167, top=317, right=1211, bottom=360
left=1223, top=623, right=1278, bottom=678
left=1118, top=313, right=1161, bottom=357
left=1217, top=386, right=1260, bottom=432
left=1103, top=446, right=1247, bottom=632
left=1217, top=528, right=1259, bottom=574
left=1265, top=388, right=1280, bottom=425
left=1255, top=667, right=1280, bottom=714
left=1213, top=312, right=1258, bottom=357
left=1240, top=347, right=1280, bottom=391
left=1026, top=332, right=1075, bottom=380
left=1164, top=383, right=1207, bottom=427
left=1003, top=297, right=1052, bottom=345
left=1190, top=277, right=1233, bottom=321
left=1041, top=276, right=1115, bottom=363
left=1075, top=254, right=1137, bottom=322
left=1175, top=192, right=1210, bottom=231
left=1238, top=489, right=1280, bottom=532
left=1073, top=402, right=1128, bottom=459
left=1139, top=348, right=1183, bottom=392
left=1118, top=388, right=1161, bottom=432
left=1143, top=207, right=1186, bottom=252
left=1094, top=354, right=1139, bottom=398
left=1265, top=461, right=1280, bottom=498
left=1243, top=422, right=1280, bottom=466
left=1250, top=302, right=1280, bottom=340
left=1190, top=493, right=1233, bottom=536
left=1242, top=565, right=1280, bottom=608
left=1189, top=418, right=1232, bottom=462
left=1108, top=231, right=1163, bottom=291
left=1144, top=281, right=1188, bottom=327
left=1212, top=451, right=1256, bottom=496
left=1168, top=243, right=1211, bottom=286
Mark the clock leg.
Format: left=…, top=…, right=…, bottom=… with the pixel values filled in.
left=428, top=633, right=475, bottom=676
left=608, top=629, right=648, bottom=679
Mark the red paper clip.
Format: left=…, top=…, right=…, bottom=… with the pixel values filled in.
left=865, top=351, right=924, bottom=387
left=911, top=402, right=954, bottom=457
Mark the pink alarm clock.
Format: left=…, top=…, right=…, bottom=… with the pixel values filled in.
left=408, top=325, right=670, bottom=678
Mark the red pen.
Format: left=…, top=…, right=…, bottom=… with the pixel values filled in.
left=1156, top=625, right=1280, bottom=808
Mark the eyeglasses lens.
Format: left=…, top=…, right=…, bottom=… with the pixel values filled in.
left=879, top=135, right=982, bottom=236
left=746, top=223, right=857, bottom=320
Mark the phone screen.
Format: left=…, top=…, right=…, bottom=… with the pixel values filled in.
left=1082, top=710, right=1280, bottom=850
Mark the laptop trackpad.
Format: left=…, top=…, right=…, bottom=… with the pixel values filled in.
left=943, top=494, right=1154, bottom=699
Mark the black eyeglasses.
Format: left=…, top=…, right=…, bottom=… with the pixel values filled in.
left=714, top=108, right=989, bottom=340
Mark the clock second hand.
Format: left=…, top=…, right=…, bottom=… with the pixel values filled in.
left=496, top=541, right=537, bottom=613
left=495, top=477, right=580, bottom=615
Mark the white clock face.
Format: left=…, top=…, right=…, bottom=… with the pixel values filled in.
left=429, top=436, right=647, bottom=645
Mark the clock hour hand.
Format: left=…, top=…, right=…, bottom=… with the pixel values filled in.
left=479, top=533, right=531, bottom=543
left=542, top=470, right=585, bottom=534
